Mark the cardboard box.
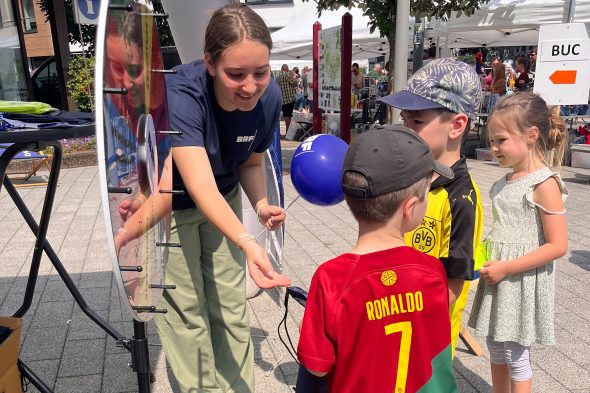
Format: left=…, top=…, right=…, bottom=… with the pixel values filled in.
left=571, top=144, right=590, bottom=169
left=0, top=317, right=23, bottom=393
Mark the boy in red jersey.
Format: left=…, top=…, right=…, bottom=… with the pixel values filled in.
left=296, top=126, right=457, bottom=393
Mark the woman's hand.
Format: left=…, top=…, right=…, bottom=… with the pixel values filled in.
left=243, top=240, right=291, bottom=288
left=119, top=197, right=143, bottom=221
left=257, top=204, right=286, bottom=231
left=479, top=260, right=509, bottom=285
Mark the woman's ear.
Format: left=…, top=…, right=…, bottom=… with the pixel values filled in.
left=204, top=52, right=216, bottom=77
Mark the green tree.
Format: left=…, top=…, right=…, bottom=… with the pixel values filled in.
left=37, top=0, right=174, bottom=53
left=66, top=54, right=95, bottom=112
left=304, top=0, right=490, bottom=77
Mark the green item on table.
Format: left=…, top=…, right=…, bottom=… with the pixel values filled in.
left=0, top=100, right=57, bottom=114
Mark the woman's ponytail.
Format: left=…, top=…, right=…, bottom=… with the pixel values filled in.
left=546, top=106, right=567, bottom=168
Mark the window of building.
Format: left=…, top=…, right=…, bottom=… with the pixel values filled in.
left=21, top=0, right=37, bottom=33
left=0, top=0, right=31, bottom=101
left=244, top=0, right=293, bottom=5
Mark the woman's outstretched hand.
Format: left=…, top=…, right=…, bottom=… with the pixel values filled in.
left=243, top=240, right=291, bottom=288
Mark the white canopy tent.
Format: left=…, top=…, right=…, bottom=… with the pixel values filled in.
left=427, top=0, right=590, bottom=48
left=271, top=7, right=410, bottom=61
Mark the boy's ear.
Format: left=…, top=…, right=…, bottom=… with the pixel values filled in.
left=204, top=52, right=216, bottom=77
left=448, top=113, right=469, bottom=141
left=402, top=196, right=419, bottom=220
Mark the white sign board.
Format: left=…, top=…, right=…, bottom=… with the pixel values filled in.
left=533, top=23, right=590, bottom=105
left=318, top=26, right=342, bottom=112
left=73, top=0, right=100, bottom=25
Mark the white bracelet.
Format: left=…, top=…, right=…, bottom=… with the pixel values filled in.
left=236, top=233, right=256, bottom=250
left=117, top=227, right=130, bottom=245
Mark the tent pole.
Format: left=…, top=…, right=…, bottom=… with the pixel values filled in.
left=393, top=0, right=410, bottom=124
left=566, top=0, right=576, bottom=22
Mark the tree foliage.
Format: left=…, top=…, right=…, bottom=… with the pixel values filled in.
left=303, top=0, right=491, bottom=76
left=37, top=0, right=173, bottom=54
left=304, top=0, right=490, bottom=38
left=66, top=54, right=95, bottom=112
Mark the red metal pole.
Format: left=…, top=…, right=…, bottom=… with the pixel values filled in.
left=313, top=21, right=322, bottom=135
left=340, top=13, right=352, bottom=144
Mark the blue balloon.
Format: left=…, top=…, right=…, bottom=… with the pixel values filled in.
left=290, top=134, right=348, bottom=206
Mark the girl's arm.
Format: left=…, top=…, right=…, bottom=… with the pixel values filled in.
left=173, top=146, right=290, bottom=288
left=480, top=177, right=567, bottom=284
left=238, top=152, right=286, bottom=230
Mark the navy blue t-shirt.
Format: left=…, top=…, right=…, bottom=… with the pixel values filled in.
left=166, top=60, right=281, bottom=210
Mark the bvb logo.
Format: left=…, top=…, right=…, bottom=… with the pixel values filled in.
left=381, top=270, right=397, bottom=286
left=412, top=227, right=436, bottom=253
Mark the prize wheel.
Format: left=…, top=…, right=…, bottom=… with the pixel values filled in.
left=95, top=0, right=173, bottom=321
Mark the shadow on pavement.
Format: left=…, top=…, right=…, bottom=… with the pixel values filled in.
left=569, top=249, right=590, bottom=272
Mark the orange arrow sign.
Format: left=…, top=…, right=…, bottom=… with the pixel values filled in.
left=549, top=70, right=577, bottom=84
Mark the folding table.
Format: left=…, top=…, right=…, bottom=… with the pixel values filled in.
left=0, top=125, right=153, bottom=392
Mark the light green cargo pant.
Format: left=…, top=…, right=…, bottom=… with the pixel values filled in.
left=156, top=186, right=253, bottom=393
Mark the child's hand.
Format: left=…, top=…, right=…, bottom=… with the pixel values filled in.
left=479, top=260, right=509, bottom=285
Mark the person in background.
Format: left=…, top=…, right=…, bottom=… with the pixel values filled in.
left=293, top=66, right=304, bottom=110
left=469, top=92, right=568, bottom=393
left=276, top=63, right=297, bottom=130
left=489, top=58, right=507, bottom=113
left=351, top=62, right=364, bottom=95
left=515, top=57, right=530, bottom=91
left=302, top=66, right=310, bottom=110
left=423, top=46, right=437, bottom=66
left=367, top=63, right=382, bottom=85
left=156, top=5, right=291, bottom=392
left=529, top=49, right=537, bottom=73
left=475, top=51, right=485, bottom=75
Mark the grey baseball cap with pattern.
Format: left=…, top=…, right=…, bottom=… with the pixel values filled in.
left=379, top=58, right=482, bottom=120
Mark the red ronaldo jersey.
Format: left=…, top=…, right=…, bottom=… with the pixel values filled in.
left=297, top=246, right=457, bottom=393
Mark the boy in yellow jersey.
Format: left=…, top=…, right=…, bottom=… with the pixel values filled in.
left=379, top=58, right=484, bottom=357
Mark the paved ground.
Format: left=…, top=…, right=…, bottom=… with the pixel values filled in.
left=1, top=156, right=590, bottom=392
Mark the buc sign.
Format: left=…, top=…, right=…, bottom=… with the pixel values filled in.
left=533, top=23, right=590, bottom=105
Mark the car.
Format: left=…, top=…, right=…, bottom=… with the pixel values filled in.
left=30, top=56, right=62, bottom=109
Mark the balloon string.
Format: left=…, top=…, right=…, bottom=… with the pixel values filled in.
left=255, top=195, right=301, bottom=240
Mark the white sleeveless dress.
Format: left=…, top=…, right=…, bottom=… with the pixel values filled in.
left=468, top=166, right=567, bottom=346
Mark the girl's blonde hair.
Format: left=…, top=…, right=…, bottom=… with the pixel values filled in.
left=489, top=92, right=567, bottom=167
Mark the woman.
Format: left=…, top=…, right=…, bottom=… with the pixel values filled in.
left=488, top=58, right=507, bottom=113
left=155, top=5, right=291, bottom=393
left=516, top=57, right=530, bottom=91
left=293, top=66, right=305, bottom=110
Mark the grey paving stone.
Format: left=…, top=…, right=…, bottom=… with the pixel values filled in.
left=58, top=338, right=106, bottom=378
left=20, top=326, right=68, bottom=361
left=101, top=353, right=137, bottom=393
left=30, top=300, right=74, bottom=329
left=20, top=358, right=60, bottom=391
left=55, top=374, right=102, bottom=393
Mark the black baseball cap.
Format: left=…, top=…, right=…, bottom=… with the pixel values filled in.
left=342, top=125, right=453, bottom=199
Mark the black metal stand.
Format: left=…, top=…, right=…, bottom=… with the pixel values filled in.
left=0, top=134, right=152, bottom=393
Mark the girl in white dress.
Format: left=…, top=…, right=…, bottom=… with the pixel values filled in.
left=468, top=92, right=569, bottom=393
